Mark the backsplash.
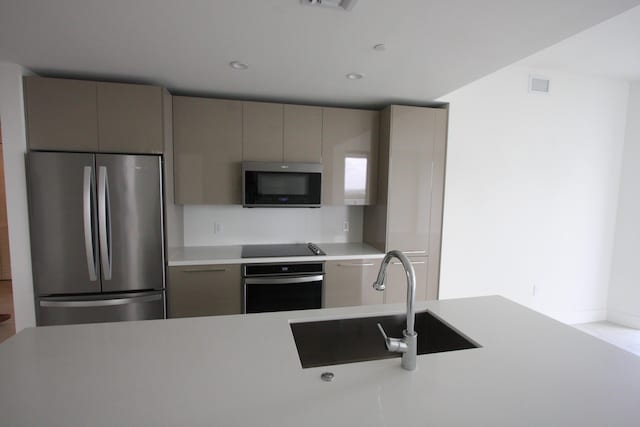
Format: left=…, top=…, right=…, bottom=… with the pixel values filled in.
left=183, top=205, right=363, bottom=246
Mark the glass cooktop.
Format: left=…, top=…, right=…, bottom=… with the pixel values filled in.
left=241, top=243, right=325, bottom=258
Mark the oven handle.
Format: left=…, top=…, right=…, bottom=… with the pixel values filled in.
left=244, top=275, right=324, bottom=285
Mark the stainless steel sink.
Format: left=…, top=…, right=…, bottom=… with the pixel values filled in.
left=290, top=311, right=479, bottom=368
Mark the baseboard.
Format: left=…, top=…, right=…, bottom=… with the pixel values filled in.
left=607, top=310, right=640, bottom=329
left=556, top=309, right=607, bottom=325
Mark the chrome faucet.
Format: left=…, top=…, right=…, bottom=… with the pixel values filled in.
left=373, top=250, right=417, bottom=371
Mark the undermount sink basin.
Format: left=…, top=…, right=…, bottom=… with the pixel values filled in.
left=290, top=310, right=479, bottom=368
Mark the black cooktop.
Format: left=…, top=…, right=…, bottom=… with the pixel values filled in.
left=241, top=243, right=325, bottom=258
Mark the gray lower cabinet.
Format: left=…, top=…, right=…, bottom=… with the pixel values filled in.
left=383, top=256, right=429, bottom=304
left=172, top=96, right=243, bottom=204
left=322, top=107, right=379, bottom=205
left=324, top=259, right=383, bottom=308
left=168, top=264, right=241, bottom=318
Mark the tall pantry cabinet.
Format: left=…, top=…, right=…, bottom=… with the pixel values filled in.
left=364, top=105, right=448, bottom=303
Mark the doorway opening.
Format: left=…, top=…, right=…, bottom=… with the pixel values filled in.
left=0, top=120, right=15, bottom=343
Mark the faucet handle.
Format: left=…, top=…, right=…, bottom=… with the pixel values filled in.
left=376, top=323, right=408, bottom=353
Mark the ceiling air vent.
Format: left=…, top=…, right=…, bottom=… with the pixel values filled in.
left=300, top=0, right=358, bottom=11
left=529, top=75, right=550, bottom=94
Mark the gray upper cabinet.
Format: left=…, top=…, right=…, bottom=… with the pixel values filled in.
left=363, top=105, right=448, bottom=300
left=283, top=104, right=322, bottom=162
left=173, top=96, right=243, bottom=204
left=322, top=107, right=379, bottom=206
left=24, top=76, right=164, bottom=154
left=97, top=82, right=163, bottom=154
left=24, top=76, right=99, bottom=152
left=242, top=101, right=283, bottom=162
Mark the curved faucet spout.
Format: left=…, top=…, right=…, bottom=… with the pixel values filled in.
left=373, top=250, right=418, bottom=371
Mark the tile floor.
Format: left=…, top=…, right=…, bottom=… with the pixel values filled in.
left=0, top=280, right=15, bottom=344
left=573, top=321, right=640, bottom=357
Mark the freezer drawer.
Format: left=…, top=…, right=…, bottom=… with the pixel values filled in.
left=37, top=291, right=165, bottom=326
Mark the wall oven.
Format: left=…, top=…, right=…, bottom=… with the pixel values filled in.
left=242, top=262, right=324, bottom=313
left=242, top=161, right=322, bottom=207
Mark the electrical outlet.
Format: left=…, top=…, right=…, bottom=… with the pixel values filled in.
left=532, top=284, right=537, bottom=297
left=214, top=222, right=224, bottom=234
left=343, top=220, right=349, bottom=232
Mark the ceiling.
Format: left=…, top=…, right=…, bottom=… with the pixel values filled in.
left=1, top=0, right=639, bottom=107
left=521, top=5, right=640, bottom=81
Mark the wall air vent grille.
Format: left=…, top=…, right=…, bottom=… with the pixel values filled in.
left=300, top=0, right=358, bottom=11
left=529, top=76, right=550, bottom=94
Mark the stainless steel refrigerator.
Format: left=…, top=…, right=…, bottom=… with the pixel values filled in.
left=27, top=152, right=166, bottom=326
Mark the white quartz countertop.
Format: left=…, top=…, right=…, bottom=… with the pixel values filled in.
left=168, top=242, right=385, bottom=266
left=2, top=296, right=640, bottom=426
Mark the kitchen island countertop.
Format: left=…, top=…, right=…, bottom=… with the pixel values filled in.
left=168, top=242, right=385, bottom=266
left=1, top=296, right=640, bottom=426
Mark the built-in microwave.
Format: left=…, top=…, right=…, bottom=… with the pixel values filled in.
left=242, top=161, right=322, bottom=207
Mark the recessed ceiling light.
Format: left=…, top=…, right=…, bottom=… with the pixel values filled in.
left=373, top=43, right=386, bottom=51
left=229, top=61, right=248, bottom=70
left=346, top=72, right=364, bottom=80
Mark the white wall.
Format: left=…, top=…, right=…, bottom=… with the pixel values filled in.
left=0, top=62, right=35, bottom=331
left=607, top=82, right=640, bottom=328
left=183, top=205, right=362, bottom=246
left=438, top=64, right=629, bottom=324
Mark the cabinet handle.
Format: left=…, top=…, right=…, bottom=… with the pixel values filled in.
left=391, top=261, right=426, bottom=265
left=337, top=263, right=375, bottom=267
left=182, top=267, right=227, bottom=273
left=402, top=250, right=427, bottom=255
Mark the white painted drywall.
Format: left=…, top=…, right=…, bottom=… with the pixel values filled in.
left=0, top=62, right=35, bottom=331
left=183, top=205, right=362, bottom=246
left=607, top=82, right=640, bottom=328
left=437, top=65, right=629, bottom=324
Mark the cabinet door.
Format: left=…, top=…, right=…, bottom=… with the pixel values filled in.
left=283, top=104, right=322, bottom=162
left=97, top=82, right=163, bottom=153
left=324, top=259, right=383, bottom=308
left=383, top=257, right=428, bottom=304
left=168, top=264, right=241, bottom=318
left=386, top=106, right=439, bottom=255
left=322, top=108, right=379, bottom=205
left=173, top=97, right=243, bottom=204
left=24, top=76, right=99, bottom=152
left=242, top=102, right=283, bottom=161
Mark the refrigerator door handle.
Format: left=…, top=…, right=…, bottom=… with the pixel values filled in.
left=98, top=166, right=113, bottom=281
left=39, top=293, right=162, bottom=308
left=83, top=166, right=98, bottom=281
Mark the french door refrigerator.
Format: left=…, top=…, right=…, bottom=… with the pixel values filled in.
left=27, top=152, right=166, bottom=326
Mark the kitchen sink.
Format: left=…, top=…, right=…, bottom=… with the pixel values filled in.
left=290, top=310, right=479, bottom=368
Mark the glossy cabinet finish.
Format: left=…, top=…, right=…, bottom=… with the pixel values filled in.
left=283, top=104, right=322, bottom=162
left=383, top=257, right=429, bottom=304
left=24, top=76, right=164, bottom=154
left=242, top=101, right=284, bottom=162
left=97, top=82, right=163, bottom=153
left=322, top=107, right=379, bottom=205
left=363, top=105, right=448, bottom=300
left=24, top=76, right=99, bottom=152
left=324, top=259, right=383, bottom=308
left=168, top=264, right=241, bottom=318
left=173, top=96, right=243, bottom=204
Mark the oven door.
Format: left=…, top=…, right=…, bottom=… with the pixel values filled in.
left=243, top=275, right=323, bottom=313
